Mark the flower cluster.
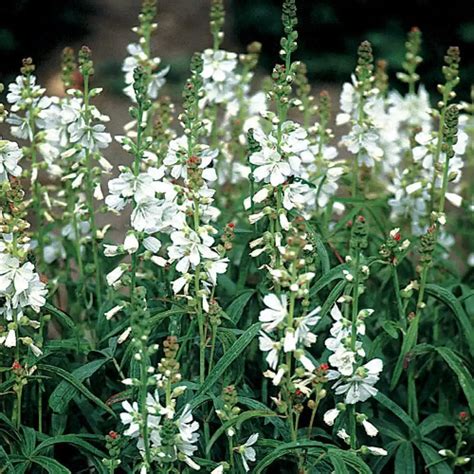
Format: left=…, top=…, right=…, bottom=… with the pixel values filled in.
left=120, top=336, right=201, bottom=471
left=0, top=178, right=47, bottom=355
left=122, top=0, right=169, bottom=101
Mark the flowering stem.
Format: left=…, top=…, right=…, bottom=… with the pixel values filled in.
left=228, top=436, right=234, bottom=469
left=82, top=73, right=103, bottom=308
left=429, top=89, right=450, bottom=213
left=307, top=392, right=321, bottom=438
left=139, top=339, right=152, bottom=468
left=285, top=283, right=297, bottom=441
left=349, top=250, right=361, bottom=449
left=208, top=323, right=217, bottom=375
left=24, top=71, right=46, bottom=271
left=391, top=266, right=405, bottom=324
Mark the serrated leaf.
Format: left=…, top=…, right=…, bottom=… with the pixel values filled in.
left=319, top=280, right=346, bottom=319
left=39, top=364, right=114, bottom=416
left=390, top=318, right=419, bottom=390
left=253, top=440, right=328, bottom=473
left=419, top=414, right=454, bottom=437
left=20, top=427, right=36, bottom=457
left=33, top=434, right=106, bottom=458
left=206, top=410, right=277, bottom=454
left=197, top=322, right=261, bottom=395
left=425, top=284, right=474, bottom=355
left=328, top=452, right=349, bottom=474
left=434, top=346, right=474, bottom=414
left=310, top=264, right=348, bottom=297
left=32, top=456, right=71, bottom=474
left=375, top=392, right=420, bottom=438
left=417, top=442, right=451, bottom=473
left=44, top=303, right=75, bottom=332
left=395, top=442, right=415, bottom=474
left=48, top=359, right=108, bottom=414
left=225, top=290, right=255, bottom=323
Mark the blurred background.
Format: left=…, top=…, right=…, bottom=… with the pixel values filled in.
left=0, top=0, right=473, bottom=99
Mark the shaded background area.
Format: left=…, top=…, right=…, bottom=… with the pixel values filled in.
left=0, top=0, right=473, bottom=98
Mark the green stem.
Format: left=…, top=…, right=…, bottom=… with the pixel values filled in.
left=228, top=436, right=234, bottom=470
left=82, top=73, right=103, bottom=308
left=391, top=265, right=405, bottom=324
left=349, top=251, right=361, bottom=449
left=139, top=340, right=152, bottom=468
left=429, top=88, right=450, bottom=213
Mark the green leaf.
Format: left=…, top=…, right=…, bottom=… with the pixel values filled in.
left=417, top=442, right=451, bottom=474
left=20, top=427, right=36, bottom=457
left=44, top=303, right=75, bottom=332
left=33, top=434, right=106, bottom=458
left=310, top=264, right=348, bottom=297
left=187, top=393, right=212, bottom=411
left=312, top=231, right=330, bottom=275
left=32, top=456, right=71, bottom=474
left=333, top=450, right=372, bottom=474
left=419, top=414, right=454, bottom=437
left=328, top=452, right=349, bottom=474
left=225, top=290, right=255, bottom=323
left=319, top=280, right=346, bottom=319
left=0, top=445, right=14, bottom=472
left=197, top=322, right=261, bottom=395
left=390, top=318, right=419, bottom=390
left=39, top=364, right=114, bottom=416
left=375, top=392, right=420, bottom=438
left=394, top=442, right=415, bottom=474
left=148, top=308, right=184, bottom=327
left=425, top=284, right=474, bottom=355
left=48, top=359, right=109, bottom=414
left=253, top=440, right=328, bottom=473
left=206, top=410, right=277, bottom=454
left=372, top=440, right=402, bottom=473
left=238, top=396, right=287, bottom=433
left=434, top=346, right=474, bottom=414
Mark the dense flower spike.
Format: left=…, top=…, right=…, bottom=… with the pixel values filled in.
left=0, top=2, right=471, bottom=473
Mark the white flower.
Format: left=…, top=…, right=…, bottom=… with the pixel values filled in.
left=259, top=331, right=280, bottom=369
left=105, top=305, right=123, bottom=320
left=362, top=419, right=378, bottom=437
left=122, top=43, right=169, bottom=100
left=328, top=346, right=356, bottom=376
left=250, top=146, right=292, bottom=187
left=295, top=306, right=320, bottom=346
left=118, top=326, right=132, bottom=344
left=340, top=124, right=383, bottom=167
left=297, top=353, right=316, bottom=372
left=124, top=233, right=139, bottom=254
left=337, top=428, right=351, bottom=444
left=238, top=433, right=258, bottom=472
left=0, top=140, right=23, bottom=182
left=68, top=119, right=112, bottom=151
left=258, top=294, right=288, bottom=332
left=131, top=198, right=164, bottom=233
left=120, top=400, right=141, bottom=437
left=4, top=329, right=16, bottom=348
left=202, top=49, right=237, bottom=83
left=106, top=266, right=125, bottom=286
left=366, top=446, right=387, bottom=456
left=168, top=230, right=219, bottom=274
left=176, top=405, right=200, bottom=470
left=333, top=358, right=383, bottom=404
left=211, top=465, right=224, bottom=474
left=29, top=342, right=43, bottom=357
left=323, top=408, right=341, bottom=426
left=143, top=236, right=161, bottom=253
left=204, top=258, right=229, bottom=285
left=283, top=328, right=297, bottom=352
